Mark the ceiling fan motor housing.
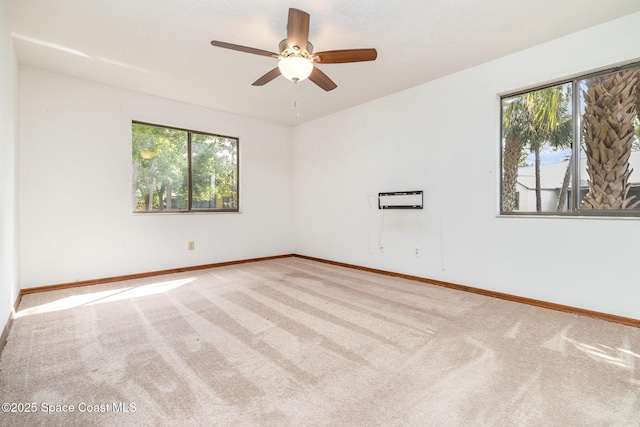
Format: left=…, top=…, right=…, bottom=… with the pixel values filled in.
left=279, top=39, right=314, bottom=59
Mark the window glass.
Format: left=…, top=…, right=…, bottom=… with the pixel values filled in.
left=191, top=133, right=238, bottom=211
left=500, top=62, right=640, bottom=216
left=579, top=68, right=640, bottom=211
left=132, top=123, right=188, bottom=212
left=132, top=122, right=238, bottom=213
left=501, top=83, right=573, bottom=213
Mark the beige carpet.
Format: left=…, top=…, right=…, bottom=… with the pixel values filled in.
left=0, top=257, right=638, bottom=426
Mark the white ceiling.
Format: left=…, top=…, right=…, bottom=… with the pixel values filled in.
left=6, top=0, right=640, bottom=126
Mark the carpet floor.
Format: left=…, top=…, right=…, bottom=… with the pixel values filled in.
left=0, top=257, right=638, bottom=426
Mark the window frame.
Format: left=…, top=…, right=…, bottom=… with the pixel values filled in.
left=499, top=61, right=640, bottom=218
left=132, top=120, right=240, bottom=214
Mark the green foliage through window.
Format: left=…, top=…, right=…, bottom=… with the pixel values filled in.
left=132, top=122, right=238, bottom=212
left=500, top=62, right=640, bottom=216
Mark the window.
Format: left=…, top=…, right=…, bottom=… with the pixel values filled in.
left=500, top=62, right=640, bottom=216
left=132, top=121, right=238, bottom=212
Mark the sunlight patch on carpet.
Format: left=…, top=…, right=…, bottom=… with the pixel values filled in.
left=17, top=278, right=195, bottom=318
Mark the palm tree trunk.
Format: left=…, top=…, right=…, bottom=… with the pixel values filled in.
left=535, top=146, right=542, bottom=211
left=502, top=137, right=524, bottom=211
left=637, top=82, right=640, bottom=119
left=582, top=69, right=640, bottom=209
left=556, top=154, right=572, bottom=211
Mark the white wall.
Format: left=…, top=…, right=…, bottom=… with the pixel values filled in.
left=0, top=1, right=19, bottom=326
left=19, top=67, right=294, bottom=288
left=293, top=12, right=640, bottom=320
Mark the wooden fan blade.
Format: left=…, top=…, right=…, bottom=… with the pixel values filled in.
left=211, top=40, right=278, bottom=58
left=309, top=67, right=337, bottom=91
left=252, top=67, right=281, bottom=86
left=287, top=8, right=310, bottom=50
left=314, top=49, right=378, bottom=64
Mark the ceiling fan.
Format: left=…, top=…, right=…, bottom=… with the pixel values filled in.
left=210, top=8, right=377, bottom=91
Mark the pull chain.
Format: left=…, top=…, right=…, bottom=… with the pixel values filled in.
left=294, top=79, right=300, bottom=118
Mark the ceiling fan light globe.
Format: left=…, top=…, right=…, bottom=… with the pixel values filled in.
left=278, top=57, right=313, bottom=82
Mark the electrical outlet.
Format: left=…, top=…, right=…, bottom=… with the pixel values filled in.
left=188, top=241, right=195, bottom=251
left=414, top=247, right=420, bottom=257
